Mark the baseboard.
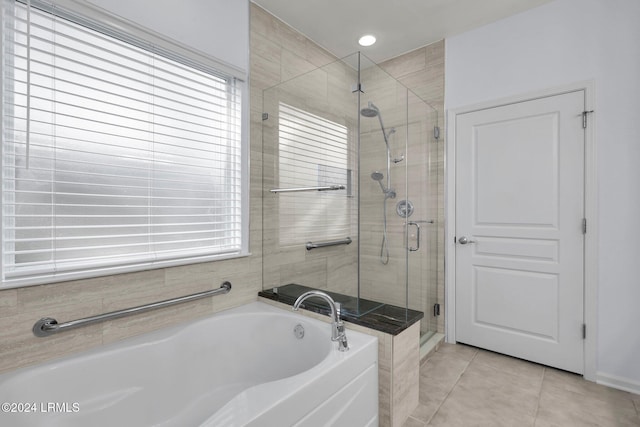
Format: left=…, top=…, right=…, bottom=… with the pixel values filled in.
left=596, top=372, right=640, bottom=395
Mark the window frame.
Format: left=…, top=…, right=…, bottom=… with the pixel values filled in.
left=0, top=0, right=250, bottom=289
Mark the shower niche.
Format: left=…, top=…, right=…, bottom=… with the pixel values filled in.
left=261, top=52, right=440, bottom=344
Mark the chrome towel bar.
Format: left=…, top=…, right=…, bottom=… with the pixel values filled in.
left=270, top=185, right=345, bottom=193
left=32, top=281, right=232, bottom=337
left=306, top=237, right=352, bottom=250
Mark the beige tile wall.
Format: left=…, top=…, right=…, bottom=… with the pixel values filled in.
left=392, top=321, right=420, bottom=426
left=0, top=256, right=264, bottom=374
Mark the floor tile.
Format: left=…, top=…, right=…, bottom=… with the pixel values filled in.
left=464, top=353, right=544, bottom=396
left=420, top=350, right=472, bottom=383
left=427, top=379, right=537, bottom=427
left=544, top=367, right=636, bottom=403
left=418, top=344, right=640, bottom=427
left=536, top=378, right=639, bottom=427
left=427, top=358, right=539, bottom=426
left=430, top=342, right=477, bottom=363
left=472, top=349, right=545, bottom=383
left=417, top=350, right=471, bottom=422
left=409, top=402, right=438, bottom=420
left=402, top=416, right=427, bottom=427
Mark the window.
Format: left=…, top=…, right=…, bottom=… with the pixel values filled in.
left=278, top=103, right=352, bottom=246
left=1, top=1, right=246, bottom=287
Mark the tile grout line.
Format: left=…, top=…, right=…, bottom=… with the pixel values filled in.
left=424, top=349, right=479, bottom=426
left=532, top=366, right=546, bottom=426
left=406, top=415, right=427, bottom=426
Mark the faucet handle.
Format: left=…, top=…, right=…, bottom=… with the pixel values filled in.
left=334, top=321, right=349, bottom=352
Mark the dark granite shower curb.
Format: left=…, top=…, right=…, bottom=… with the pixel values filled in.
left=259, top=283, right=423, bottom=336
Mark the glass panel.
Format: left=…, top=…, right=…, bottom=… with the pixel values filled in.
left=262, top=52, right=439, bottom=334
left=262, top=55, right=360, bottom=301
left=358, top=54, right=410, bottom=319
left=406, top=90, right=440, bottom=338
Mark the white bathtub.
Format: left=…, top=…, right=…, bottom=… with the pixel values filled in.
left=0, top=301, right=378, bottom=426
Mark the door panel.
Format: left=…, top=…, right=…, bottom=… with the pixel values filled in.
left=455, top=90, right=585, bottom=373
left=474, top=113, right=559, bottom=227
left=474, top=266, right=559, bottom=339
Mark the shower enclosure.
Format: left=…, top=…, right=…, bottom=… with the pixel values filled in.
left=261, top=52, right=440, bottom=345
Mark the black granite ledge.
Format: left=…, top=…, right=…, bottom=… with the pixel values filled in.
left=258, top=283, right=423, bottom=336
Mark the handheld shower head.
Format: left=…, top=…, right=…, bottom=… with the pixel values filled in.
left=370, top=171, right=394, bottom=198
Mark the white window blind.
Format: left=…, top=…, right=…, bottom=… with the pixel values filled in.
left=1, top=1, right=244, bottom=286
left=278, top=103, right=352, bottom=246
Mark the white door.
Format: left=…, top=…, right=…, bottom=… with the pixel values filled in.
left=455, top=90, right=585, bottom=374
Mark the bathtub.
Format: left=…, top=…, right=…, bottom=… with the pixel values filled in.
left=0, top=301, right=378, bottom=426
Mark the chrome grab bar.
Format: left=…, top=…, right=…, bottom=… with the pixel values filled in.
left=306, top=237, right=352, bottom=250
left=32, top=281, right=232, bottom=337
left=270, top=185, right=345, bottom=193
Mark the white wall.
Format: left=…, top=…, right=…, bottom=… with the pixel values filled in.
left=84, top=0, right=249, bottom=75
left=446, top=0, right=640, bottom=390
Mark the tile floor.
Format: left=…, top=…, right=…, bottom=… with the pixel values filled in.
left=404, top=343, right=640, bottom=427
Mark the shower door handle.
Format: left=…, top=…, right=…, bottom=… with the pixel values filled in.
left=408, top=221, right=420, bottom=252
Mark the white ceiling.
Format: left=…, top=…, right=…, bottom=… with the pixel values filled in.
left=252, top=0, right=554, bottom=63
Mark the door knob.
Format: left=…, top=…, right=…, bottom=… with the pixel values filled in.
left=458, top=236, right=476, bottom=245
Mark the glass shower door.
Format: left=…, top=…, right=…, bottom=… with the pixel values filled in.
left=406, top=90, right=439, bottom=340
left=358, top=55, right=439, bottom=337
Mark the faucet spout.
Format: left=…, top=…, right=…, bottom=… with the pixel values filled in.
left=293, top=290, right=349, bottom=352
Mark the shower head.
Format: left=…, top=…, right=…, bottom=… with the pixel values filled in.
left=361, top=101, right=391, bottom=151
left=371, top=171, right=384, bottom=181
left=371, top=171, right=394, bottom=197
left=360, top=102, right=380, bottom=118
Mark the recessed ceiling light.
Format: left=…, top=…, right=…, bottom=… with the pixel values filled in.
left=358, top=35, right=376, bottom=47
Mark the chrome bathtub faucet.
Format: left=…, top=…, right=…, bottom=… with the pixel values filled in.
left=293, top=291, right=349, bottom=352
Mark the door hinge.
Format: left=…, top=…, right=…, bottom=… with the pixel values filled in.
left=582, top=323, right=586, bottom=339
left=434, top=126, right=440, bottom=140
left=262, top=113, right=269, bottom=121
left=434, top=303, right=441, bottom=317
left=582, top=218, right=587, bottom=234
left=582, top=110, right=594, bottom=129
